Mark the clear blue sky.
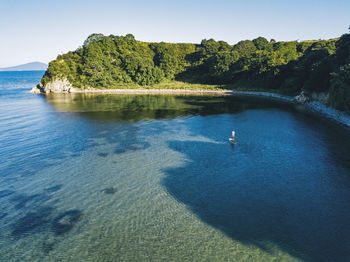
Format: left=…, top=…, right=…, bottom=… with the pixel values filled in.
left=0, top=0, right=349, bottom=67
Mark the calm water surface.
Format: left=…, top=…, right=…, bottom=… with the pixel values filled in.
left=1, top=71, right=350, bottom=261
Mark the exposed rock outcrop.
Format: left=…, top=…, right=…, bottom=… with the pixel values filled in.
left=30, top=79, right=74, bottom=94
left=293, top=91, right=309, bottom=104
left=293, top=91, right=330, bottom=105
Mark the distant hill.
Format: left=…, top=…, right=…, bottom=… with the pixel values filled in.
left=0, top=62, right=48, bottom=71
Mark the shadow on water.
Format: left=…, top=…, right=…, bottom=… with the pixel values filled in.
left=162, top=112, right=350, bottom=262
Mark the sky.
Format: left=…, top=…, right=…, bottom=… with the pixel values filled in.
left=0, top=0, right=349, bottom=67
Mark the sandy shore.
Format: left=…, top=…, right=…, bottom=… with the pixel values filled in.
left=70, top=88, right=234, bottom=94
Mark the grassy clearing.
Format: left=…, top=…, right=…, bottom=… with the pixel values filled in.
left=78, top=80, right=297, bottom=97
left=153, top=80, right=296, bottom=96
left=152, top=81, right=225, bottom=90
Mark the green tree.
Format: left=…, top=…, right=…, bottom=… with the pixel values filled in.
left=207, top=51, right=240, bottom=82
left=329, top=64, right=350, bottom=111
left=335, top=33, right=350, bottom=65
left=253, top=37, right=269, bottom=50
left=233, top=40, right=256, bottom=56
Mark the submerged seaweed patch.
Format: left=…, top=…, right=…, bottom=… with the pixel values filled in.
left=98, top=152, right=109, bottom=157
left=8, top=188, right=83, bottom=245
left=101, top=187, right=117, bottom=194
left=114, top=142, right=150, bottom=155
left=10, top=193, right=49, bottom=210
left=42, top=241, right=55, bottom=253
left=51, top=210, right=82, bottom=235
left=11, top=207, right=54, bottom=236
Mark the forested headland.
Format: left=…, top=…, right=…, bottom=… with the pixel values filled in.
left=39, top=30, right=350, bottom=112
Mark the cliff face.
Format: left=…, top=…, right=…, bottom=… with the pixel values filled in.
left=30, top=79, right=73, bottom=94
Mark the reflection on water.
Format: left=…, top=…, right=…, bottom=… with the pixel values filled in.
left=45, top=93, right=292, bottom=121
left=1, top=78, right=350, bottom=261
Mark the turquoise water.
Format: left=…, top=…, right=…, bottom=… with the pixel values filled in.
left=1, top=72, right=350, bottom=261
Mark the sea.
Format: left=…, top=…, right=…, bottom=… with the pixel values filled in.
left=1, top=71, right=350, bottom=261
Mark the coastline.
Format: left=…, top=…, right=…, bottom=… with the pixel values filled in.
left=31, top=87, right=350, bottom=129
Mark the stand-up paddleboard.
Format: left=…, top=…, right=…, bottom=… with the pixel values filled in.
left=229, top=138, right=237, bottom=144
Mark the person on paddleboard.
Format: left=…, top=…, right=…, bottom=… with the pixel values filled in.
left=231, top=129, right=235, bottom=140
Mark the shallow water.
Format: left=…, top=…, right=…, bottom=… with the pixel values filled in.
left=1, top=71, right=350, bottom=261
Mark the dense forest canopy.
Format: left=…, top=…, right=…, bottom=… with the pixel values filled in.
left=41, top=30, right=350, bottom=111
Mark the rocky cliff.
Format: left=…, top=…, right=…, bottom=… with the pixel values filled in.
left=30, top=79, right=74, bottom=94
